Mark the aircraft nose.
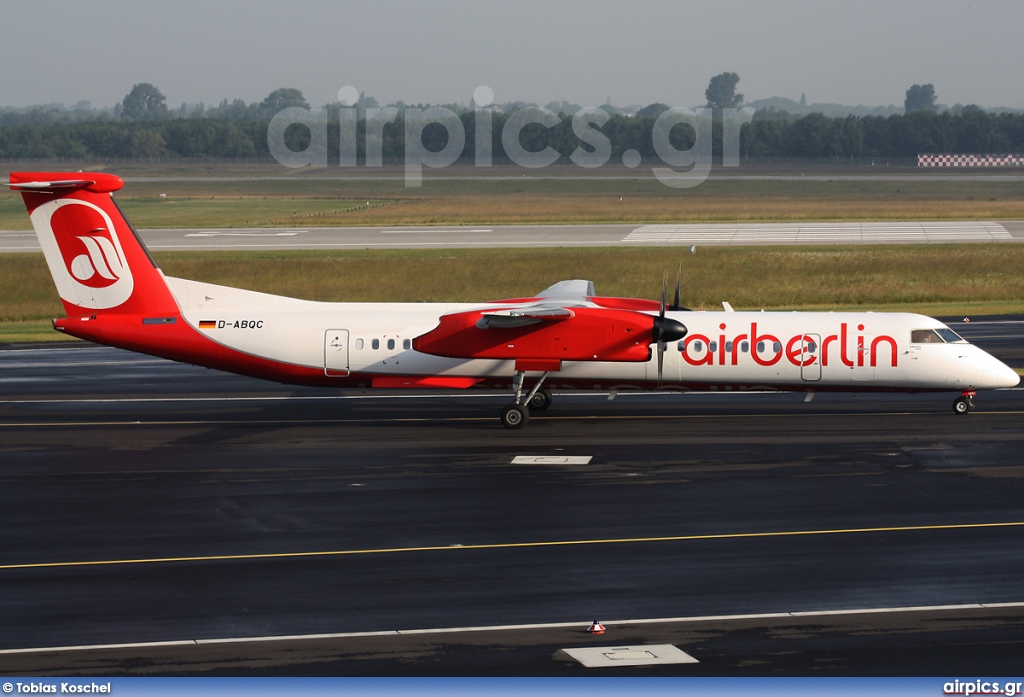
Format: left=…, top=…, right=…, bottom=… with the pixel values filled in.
left=976, top=352, right=1020, bottom=389
left=994, top=362, right=1020, bottom=389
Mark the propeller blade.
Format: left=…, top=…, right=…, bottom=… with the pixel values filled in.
left=655, top=277, right=677, bottom=384
left=659, top=278, right=668, bottom=383
left=672, top=262, right=682, bottom=311
left=652, top=315, right=688, bottom=382
left=657, top=339, right=664, bottom=384
left=660, top=278, right=667, bottom=322
left=653, top=316, right=688, bottom=386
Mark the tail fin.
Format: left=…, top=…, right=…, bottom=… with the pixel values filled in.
left=8, top=172, right=179, bottom=319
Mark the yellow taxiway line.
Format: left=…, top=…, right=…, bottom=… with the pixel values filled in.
left=3, top=520, right=1022, bottom=571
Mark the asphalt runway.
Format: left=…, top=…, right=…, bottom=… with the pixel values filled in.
left=1, top=220, right=1022, bottom=252
left=1, top=319, right=1023, bottom=675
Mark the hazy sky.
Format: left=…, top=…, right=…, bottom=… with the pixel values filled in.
left=2, top=0, right=1022, bottom=110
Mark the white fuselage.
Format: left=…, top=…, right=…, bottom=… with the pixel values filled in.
left=168, top=277, right=1018, bottom=393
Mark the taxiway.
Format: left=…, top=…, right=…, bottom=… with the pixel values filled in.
left=1, top=320, right=1023, bottom=674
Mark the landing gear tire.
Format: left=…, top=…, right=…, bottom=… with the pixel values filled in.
left=527, top=389, right=552, bottom=411
left=953, top=396, right=972, bottom=415
left=500, top=403, right=530, bottom=429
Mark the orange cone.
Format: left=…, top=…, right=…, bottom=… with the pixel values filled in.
left=587, top=620, right=606, bottom=634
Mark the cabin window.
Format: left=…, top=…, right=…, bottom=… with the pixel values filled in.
left=355, top=338, right=364, bottom=350
left=806, top=341, right=817, bottom=353
left=773, top=341, right=782, bottom=352
left=688, top=340, right=703, bottom=352
left=387, top=338, right=396, bottom=350
left=740, top=341, right=749, bottom=353
left=403, top=339, right=412, bottom=350
left=725, top=341, right=734, bottom=352
left=708, top=341, right=718, bottom=352
left=756, top=341, right=764, bottom=352
left=371, top=338, right=380, bottom=350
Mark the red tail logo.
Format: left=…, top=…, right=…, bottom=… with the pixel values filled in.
left=32, top=199, right=135, bottom=309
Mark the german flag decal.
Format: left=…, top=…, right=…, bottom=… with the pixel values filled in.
left=198, top=320, right=217, bottom=329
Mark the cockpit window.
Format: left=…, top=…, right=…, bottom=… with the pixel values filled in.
left=911, top=327, right=968, bottom=344
left=935, top=327, right=967, bottom=343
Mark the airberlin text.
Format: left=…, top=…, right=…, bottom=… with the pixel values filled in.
left=9, top=684, right=111, bottom=694
left=681, top=322, right=898, bottom=369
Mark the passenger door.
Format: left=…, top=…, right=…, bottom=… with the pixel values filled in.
left=800, top=333, right=822, bottom=382
left=324, top=329, right=349, bottom=376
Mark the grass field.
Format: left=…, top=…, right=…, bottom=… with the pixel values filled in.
left=4, top=244, right=1024, bottom=343
left=1, top=165, right=1022, bottom=228
left=3, top=164, right=1021, bottom=343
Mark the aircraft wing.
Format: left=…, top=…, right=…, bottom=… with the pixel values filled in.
left=536, top=279, right=595, bottom=299
left=413, top=279, right=686, bottom=368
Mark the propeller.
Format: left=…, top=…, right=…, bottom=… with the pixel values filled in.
left=653, top=276, right=688, bottom=384
left=671, top=262, right=682, bottom=311
left=668, top=261, right=692, bottom=312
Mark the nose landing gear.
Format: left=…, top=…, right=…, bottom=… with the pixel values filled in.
left=953, top=390, right=976, bottom=415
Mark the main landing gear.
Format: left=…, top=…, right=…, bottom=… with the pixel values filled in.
left=500, top=371, right=551, bottom=429
left=953, top=390, right=976, bottom=415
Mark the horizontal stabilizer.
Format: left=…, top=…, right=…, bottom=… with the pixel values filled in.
left=6, top=172, right=124, bottom=194
left=5, top=179, right=97, bottom=192
left=5, top=179, right=96, bottom=191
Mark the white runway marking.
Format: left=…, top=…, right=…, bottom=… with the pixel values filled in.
left=0, top=391, right=785, bottom=406
left=2, top=601, right=1020, bottom=655
left=0, top=359, right=167, bottom=369
left=561, top=644, right=698, bottom=668
left=184, top=232, right=299, bottom=237
left=145, top=241, right=614, bottom=249
left=625, top=221, right=1012, bottom=244
left=380, top=229, right=493, bottom=234
left=511, top=456, right=593, bottom=465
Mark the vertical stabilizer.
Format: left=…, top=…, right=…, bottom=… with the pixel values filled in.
left=9, top=172, right=179, bottom=319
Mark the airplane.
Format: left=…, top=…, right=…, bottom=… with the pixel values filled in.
left=6, top=171, right=1019, bottom=428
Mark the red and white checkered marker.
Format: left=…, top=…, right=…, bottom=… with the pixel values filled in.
left=919, top=153, right=1024, bottom=167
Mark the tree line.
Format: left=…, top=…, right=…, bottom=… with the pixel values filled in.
left=2, top=109, right=1023, bottom=161
left=2, top=78, right=1022, bottom=161
left=0, top=85, right=315, bottom=127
